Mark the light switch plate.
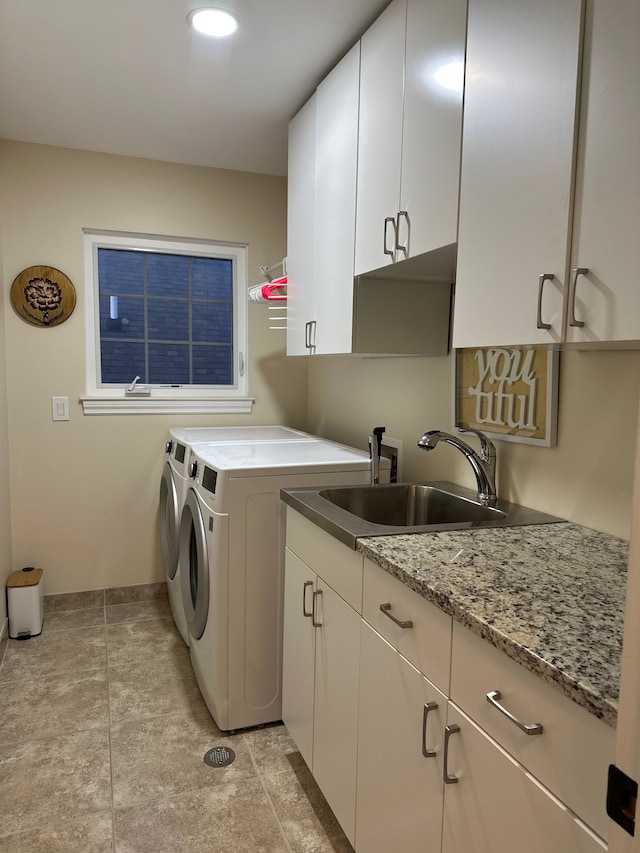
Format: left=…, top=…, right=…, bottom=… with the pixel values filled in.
left=51, top=396, right=70, bottom=421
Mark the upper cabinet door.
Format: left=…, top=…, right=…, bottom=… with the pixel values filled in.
left=400, top=0, right=466, bottom=260
left=452, top=0, right=584, bottom=349
left=354, top=0, right=406, bottom=277
left=313, top=43, right=360, bottom=355
left=286, top=95, right=317, bottom=356
left=565, top=0, right=640, bottom=345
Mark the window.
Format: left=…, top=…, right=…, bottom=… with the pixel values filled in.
left=82, top=230, right=250, bottom=414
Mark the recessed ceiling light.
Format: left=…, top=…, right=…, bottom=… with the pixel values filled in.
left=187, top=7, right=238, bottom=38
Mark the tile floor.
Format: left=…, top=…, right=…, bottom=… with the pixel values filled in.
left=0, top=586, right=353, bottom=852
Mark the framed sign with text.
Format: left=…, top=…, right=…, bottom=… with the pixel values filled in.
left=454, top=347, right=559, bottom=447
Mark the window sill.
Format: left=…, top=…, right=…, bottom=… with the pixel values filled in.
left=80, top=396, right=255, bottom=415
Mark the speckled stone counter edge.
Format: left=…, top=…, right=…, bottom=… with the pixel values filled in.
left=357, top=523, right=627, bottom=728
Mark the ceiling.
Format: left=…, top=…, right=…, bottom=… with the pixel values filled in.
left=0, top=0, right=391, bottom=177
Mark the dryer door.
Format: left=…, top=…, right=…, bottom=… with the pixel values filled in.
left=180, top=488, right=209, bottom=640
left=159, top=462, right=180, bottom=579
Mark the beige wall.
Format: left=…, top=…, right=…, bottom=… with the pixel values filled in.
left=307, top=349, right=640, bottom=541
left=0, top=141, right=307, bottom=595
left=0, top=173, right=11, bottom=631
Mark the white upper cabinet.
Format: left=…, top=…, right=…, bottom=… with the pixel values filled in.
left=452, top=0, right=583, bottom=349
left=313, top=43, right=360, bottom=355
left=355, top=0, right=466, bottom=278
left=286, top=95, right=316, bottom=356
left=565, top=0, right=640, bottom=345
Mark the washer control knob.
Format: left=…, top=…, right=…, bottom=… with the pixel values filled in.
left=165, top=440, right=174, bottom=454
left=189, top=461, right=198, bottom=479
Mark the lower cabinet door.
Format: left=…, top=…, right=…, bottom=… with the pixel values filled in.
left=312, top=580, right=361, bottom=846
left=442, top=704, right=607, bottom=853
left=282, top=548, right=316, bottom=769
left=355, top=622, right=447, bottom=853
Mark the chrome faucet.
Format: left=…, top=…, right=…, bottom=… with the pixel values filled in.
left=369, top=426, right=386, bottom=485
left=417, top=428, right=497, bottom=506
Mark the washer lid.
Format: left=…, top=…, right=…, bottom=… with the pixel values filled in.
left=191, top=439, right=371, bottom=476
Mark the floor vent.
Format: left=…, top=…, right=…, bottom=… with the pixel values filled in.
left=204, top=746, right=236, bottom=768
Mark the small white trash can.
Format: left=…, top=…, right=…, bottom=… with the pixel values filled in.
left=7, top=567, right=44, bottom=639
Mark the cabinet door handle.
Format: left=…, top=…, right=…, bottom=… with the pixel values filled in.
left=312, top=589, right=322, bottom=627
left=302, top=580, right=313, bottom=618
left=443, top=723, right=460, bottom=784
left=569, top=267, right=588, bottom=328
left=536, top=273, right=554, bottom=330
left=380, top=602, right=413, bottom=629
left=421, top=701, right=439, bottom=758
left=486, top=690, right=543, bottom=735
left=384, top=216, right=397, bottom=259
left=304, top=320, right=316, bottom=351
left=395, top=210, right=409, bottom=256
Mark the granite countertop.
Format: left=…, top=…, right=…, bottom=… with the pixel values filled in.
left=357, top=523, right=628, bottom=727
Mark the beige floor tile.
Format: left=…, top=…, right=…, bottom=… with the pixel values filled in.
left=0, top=670, right=109, bottom=744
left=44, top=607, right=106, bottom=633
left=0, top=730, right=112, bottom=838
left=115, top=778, right=288, bottom=853
left=0, top=629, right=106, bottom=681
left=108, top=646, right=206, bottom=725
left=111, top=705, right=255, bottom=808
left=243, top=722, right=307, bottom=776
left=264, top=764, right=354, bottom=853
left=106, top=617, right=184, bottom=667
left=106, top=598, right=171, bottom=625
left=0, top=812, right=113, bottom=852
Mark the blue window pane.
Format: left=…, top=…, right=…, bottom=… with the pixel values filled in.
left=192, top=258, right=233, bottom=300
left=147, top=254, right=189, bottom=298
left=99, top=295, right=145, bottom=339
left=192, top=303, right=233, bottom=344
left=148, top=299, right=188, bottom=341
left=98, top=249, right=144, bottom=295
left=148, top=343, right=190, bottom=384
left=101, top=341, right=146, bottom=383
left=192, top=345, right=233, bottom=385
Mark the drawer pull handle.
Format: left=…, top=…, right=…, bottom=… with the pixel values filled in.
left=443, top=723, right=460, bottom=784
left=486, top=690, right=544, bottom=736
left=302, top=580, right=313, bottom=618
left=312, top=589, right=323, bottom=628
left=380, top=603, right=413, bottom=629
left=421, top=701, right=439, bottom=758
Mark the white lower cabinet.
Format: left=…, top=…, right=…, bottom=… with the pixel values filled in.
left=442, top=704, right=606, bottom=853
left=282, top=512, right=613, bottom=852
left=282, top=510, right=364, bottom=846
left=356, top=622, right=447, bottom=852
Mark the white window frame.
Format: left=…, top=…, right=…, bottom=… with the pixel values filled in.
left=81, top=229, right=252, bottom=415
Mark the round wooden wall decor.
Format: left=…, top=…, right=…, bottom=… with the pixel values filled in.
left=10, top=265, right=77, bottom=328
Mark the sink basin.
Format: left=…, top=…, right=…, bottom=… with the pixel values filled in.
left=319, top=484, right=506, bottom=527
left=280, top=480, right=566, bottom=549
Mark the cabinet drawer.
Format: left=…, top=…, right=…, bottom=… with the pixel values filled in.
left=443, top=704, right=607, bottom=853
left=286, top=508, right=363, bottom=612
left=362, top=557, right=452, bottom=694
left=450, top=622, right=615, bottom=841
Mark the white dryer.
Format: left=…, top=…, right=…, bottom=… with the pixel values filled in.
left=159, top=426, right=315, bottom=644
left=179, top=439, right=385, bottom=731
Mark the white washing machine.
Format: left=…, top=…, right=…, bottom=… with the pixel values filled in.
left=179, top=439, right=387, bottom=731
left=159, top=426, right=315, bottom=644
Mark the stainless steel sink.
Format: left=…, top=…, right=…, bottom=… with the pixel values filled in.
left=280, top=481, right=566, bottom=549
left=318, top=484, right=506, bottom=527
